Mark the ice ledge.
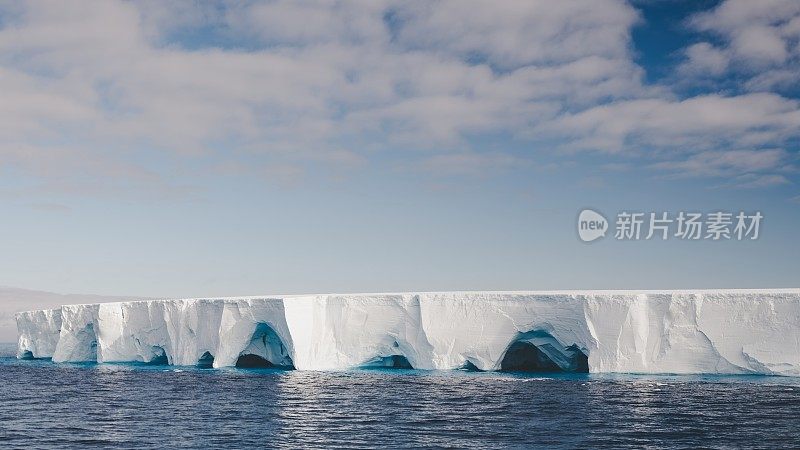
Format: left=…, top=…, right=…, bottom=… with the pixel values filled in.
left=15, top=289, right=800, bottom=375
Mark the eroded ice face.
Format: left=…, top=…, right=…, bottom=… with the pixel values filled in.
left=15, top=290, right=800, bottom=375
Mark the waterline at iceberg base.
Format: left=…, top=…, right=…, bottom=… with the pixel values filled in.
left=14, top=290, right=800, bottom=375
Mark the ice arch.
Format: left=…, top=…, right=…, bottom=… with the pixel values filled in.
left=359, top=340, right=415, bottom=369
left=499, top=331, right=588, bottom=373
left=146, top=346, right=169, bottom=365
left=360, top=354, right=414, bottom=369
left=235, top=323, right=294, bottom=369
left=197, top=351, right=214, bottom=368
left=459, top=360, right=482, bottom=372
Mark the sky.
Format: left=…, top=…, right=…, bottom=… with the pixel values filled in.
left=0, top=0, right=798, bottom=299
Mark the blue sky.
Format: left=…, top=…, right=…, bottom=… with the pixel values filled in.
left=0, top=0, right=798, bottom=297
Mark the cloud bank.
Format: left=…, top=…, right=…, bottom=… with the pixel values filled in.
left=0, top=0, right=797, bottom=194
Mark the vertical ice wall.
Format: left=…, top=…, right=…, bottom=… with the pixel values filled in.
left=284, top=294, right=434, bottom=370
left=14, top=290, right=800, bottom=375
left=53, top=304, right=99, bottom=362
left=15, top=308, right=62, bottom=359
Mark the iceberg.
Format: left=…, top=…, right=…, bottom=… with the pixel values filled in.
left=14, top=290, right=800, bottom=375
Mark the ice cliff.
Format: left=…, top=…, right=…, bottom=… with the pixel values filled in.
left=14, top=290, right=800, bottom=375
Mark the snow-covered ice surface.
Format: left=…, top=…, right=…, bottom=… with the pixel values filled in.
left=14, top=290, right=800, bottom=375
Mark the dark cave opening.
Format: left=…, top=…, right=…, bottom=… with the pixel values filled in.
left=361, top=354, right=414, bottom=369
left=500, top=334, right=589, bottom=373
left=383, top=354, right=413, bottom=369
left=235, top=323, right=295, bottom=369
left=459, top=360, right=482, bottom=371
left=500, top=341, right=563, bottom=372
left=146, top=347, right=169, bottom=365
left=197, top=351, right=215, bottom=368
left=235, top=353, right=275, bottom=368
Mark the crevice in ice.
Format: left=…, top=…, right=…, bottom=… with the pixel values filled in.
left=197, top=351, right=214, bottom=368
left=235, top=323, right=295, bottom=369
left=499, top=331, right=589, bottom=373
left=146, top=346, right=169, bottom=365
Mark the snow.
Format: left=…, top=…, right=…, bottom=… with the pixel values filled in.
left=15, top=290, right=800, bottom=375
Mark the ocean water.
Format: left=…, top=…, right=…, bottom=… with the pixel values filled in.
left=1, top=344, right=799, bottom=449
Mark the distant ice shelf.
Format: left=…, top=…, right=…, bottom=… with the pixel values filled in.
left=14, top=290, right=800, bottom=375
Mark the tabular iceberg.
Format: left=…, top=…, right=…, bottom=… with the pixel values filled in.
left=14, top=290, right=800, bottom=375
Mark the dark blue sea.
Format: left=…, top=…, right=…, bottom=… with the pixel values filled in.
left=1, top=344, right=799, bottom=449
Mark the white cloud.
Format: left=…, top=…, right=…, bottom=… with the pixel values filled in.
left=650, top=149, right=789, bottom=178
left=223, top=0, right=389, bottom=46
left=0, top=0, right=796, bottom=194
left=731, top=173, right=791, bottom=189
left=535, top=94, right=800, bottom=155
left=388, top=0, right=639, bottom=69
left=650, top=150, right=795, bottom=190
left=678, top=42, right=729, bottom=77
left=685, top=0, right=800, bottom=90
left=690, top=0, right=800, bottom=35
left=730, top=25, right=789, bottom=65
left=0, top=0, right=648, bottom=190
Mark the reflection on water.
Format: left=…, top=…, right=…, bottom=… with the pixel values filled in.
left=0, top=354, right=799, bottom=448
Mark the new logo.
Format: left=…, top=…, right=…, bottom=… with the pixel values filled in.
left=578, top=209, right=608, bottom=242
